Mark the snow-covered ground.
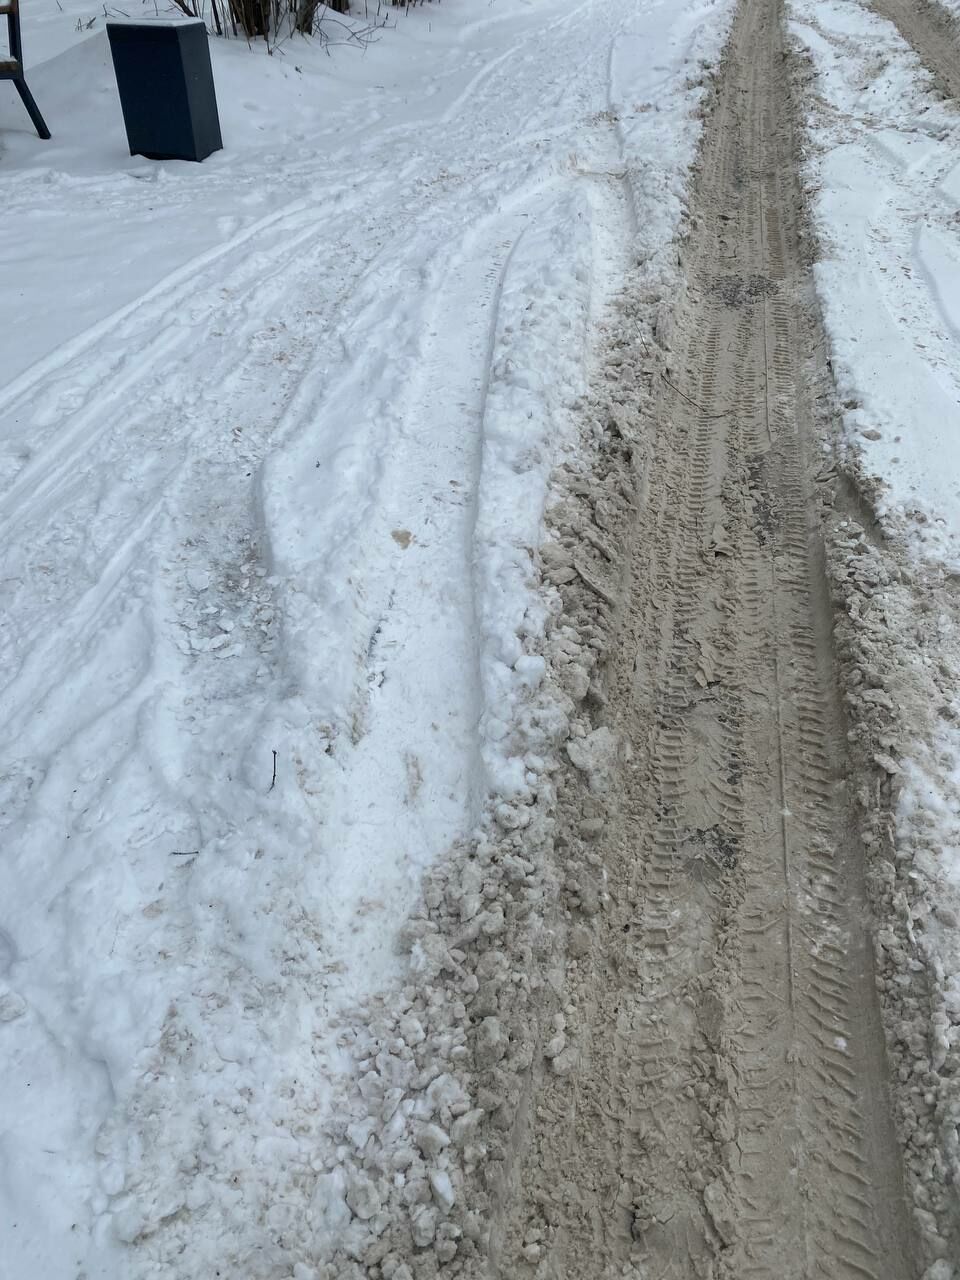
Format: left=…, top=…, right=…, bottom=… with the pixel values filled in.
left=788, top=0, right=960, bottom=1258
left=790, top=0, right=960, bottom=565
left=0, top=1, right=732, bottom=1275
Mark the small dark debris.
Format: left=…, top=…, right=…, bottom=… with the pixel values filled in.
left=681, top=824, right=740, bottom=880
left=747, top=458, right=777, bottom=545
left=709, top=274, right=778, bottom=309
left=698, top=825, right=739, bottom=869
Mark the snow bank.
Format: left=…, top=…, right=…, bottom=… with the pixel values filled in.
left=473, top=189, right=593, bottom=802
left=790, top=0, right=960, bottom=566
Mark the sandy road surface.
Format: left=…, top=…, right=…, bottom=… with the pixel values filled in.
left=490, top=0, right=919, bottom=1274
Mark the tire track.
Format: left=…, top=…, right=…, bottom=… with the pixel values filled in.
left=870, top=0, right=960, bottom=100
left=493, top=0, right=918, bottom=1275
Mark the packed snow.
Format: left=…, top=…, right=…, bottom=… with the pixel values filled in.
left=0, top=0, right=733, bottom=1275
left=790, top=0, right=960, bottom=566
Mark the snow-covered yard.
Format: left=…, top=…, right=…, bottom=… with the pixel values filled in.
left=0, top=1, right=732, bottom=1275
left=6, top=0, right=960, bottom=1272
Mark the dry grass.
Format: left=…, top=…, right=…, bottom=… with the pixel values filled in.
left=167, top=0, right=437, bottom=43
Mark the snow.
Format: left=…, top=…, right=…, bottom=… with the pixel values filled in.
left=0, top=0, right=733, bottom=1275
left=789, top=0, right=960, bottom=567
left=105, top=16, right=206, bottom=26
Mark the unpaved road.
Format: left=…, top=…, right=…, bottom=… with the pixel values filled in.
left=490, top=0, right=918, bottom=1275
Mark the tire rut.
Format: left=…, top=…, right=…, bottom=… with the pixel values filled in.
left=491, top=0, right=918, bottom=1276
left=870, top=0, right=960, bottom=100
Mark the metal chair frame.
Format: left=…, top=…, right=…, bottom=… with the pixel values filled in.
left=1, top=0, right=50, bottom=139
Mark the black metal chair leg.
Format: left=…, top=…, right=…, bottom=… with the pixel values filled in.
left=13, top=75, right=49, bottom=139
